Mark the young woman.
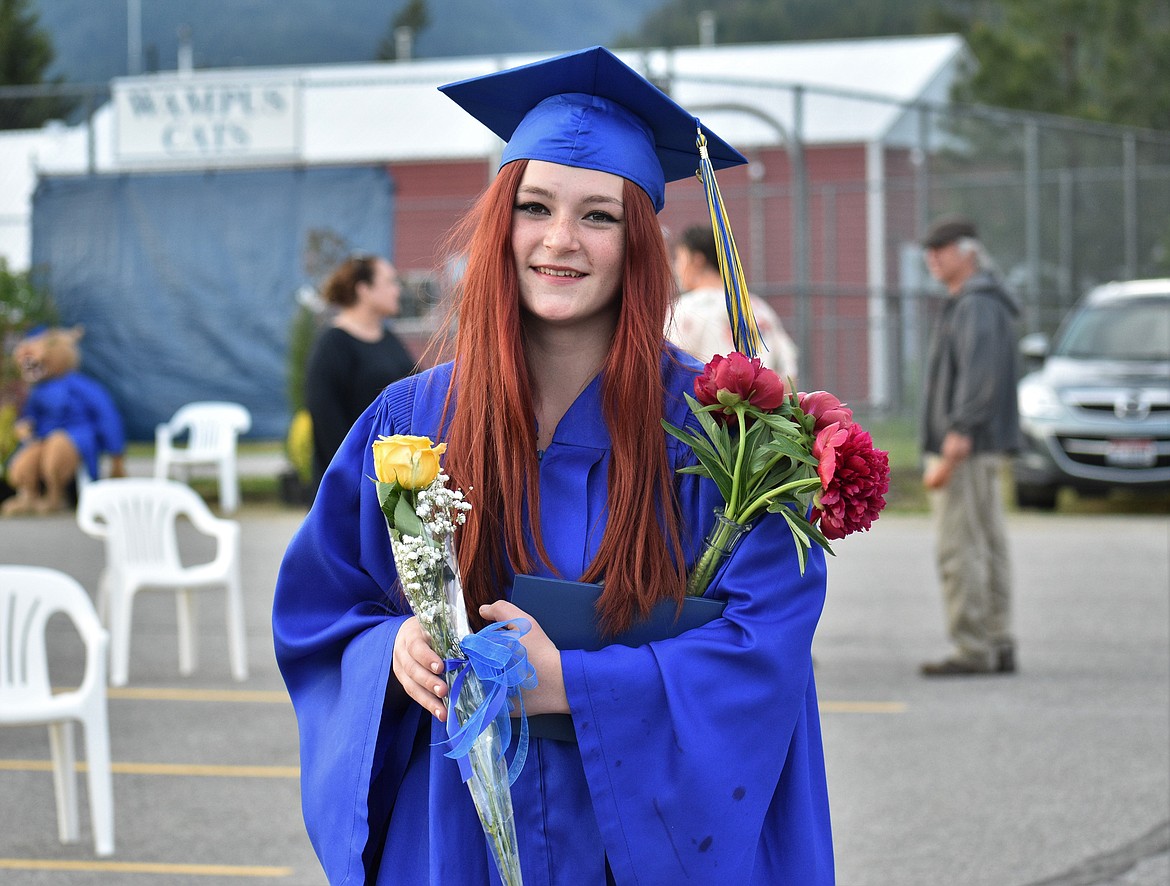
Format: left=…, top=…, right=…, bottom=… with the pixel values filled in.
left=303, top=255, right=415, bottom=497
left=273, top=47, right=833, bottom=885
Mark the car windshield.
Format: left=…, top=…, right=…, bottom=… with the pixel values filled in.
left=1055, top=297, right=1170, bottom=361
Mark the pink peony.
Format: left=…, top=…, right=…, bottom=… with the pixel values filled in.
left=812, top=421, right=848, bottom=488
left=694, top=352, right=786, bottom=424
left=814, top=424, right=890, bottom=541
left=799, top=390, right=853, bottom=432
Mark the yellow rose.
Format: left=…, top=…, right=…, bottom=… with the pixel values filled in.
left=372, top=434, right=447, bottom=489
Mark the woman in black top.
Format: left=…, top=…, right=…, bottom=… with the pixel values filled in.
left=304, top=255, right=416, bottom=496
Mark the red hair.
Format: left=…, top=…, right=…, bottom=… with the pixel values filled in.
left=428, top=160, right=686, bottom=633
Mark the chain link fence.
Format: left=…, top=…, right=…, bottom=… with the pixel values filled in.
left=3, top=75, right=1169, bottom=421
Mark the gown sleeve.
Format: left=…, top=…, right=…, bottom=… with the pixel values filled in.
left=77, top=374, right=125, bottom=461
left=560, top=411, right=833, bottom=884
left=272, top=375, right=423, bottom=885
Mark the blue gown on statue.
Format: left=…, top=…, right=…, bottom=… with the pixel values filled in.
left=271, top=348, right=834, bottom=886
left=16, top=371, right=125, bottom=479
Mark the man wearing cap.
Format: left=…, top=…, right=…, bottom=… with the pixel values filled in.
left=919, top=215, right=1021, bottom=677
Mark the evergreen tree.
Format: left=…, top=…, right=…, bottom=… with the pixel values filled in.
left=627, top=0, right=1170, bottom=129
left=376, top=0, right=430, bottom=61
left=0, top=0, right=73, bottom=129
left=928, top=0, right=1170, bottom=130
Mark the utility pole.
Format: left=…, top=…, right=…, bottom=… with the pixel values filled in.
left=127, top=0, right=142, bottom=75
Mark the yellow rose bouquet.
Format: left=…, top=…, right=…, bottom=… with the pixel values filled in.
left=372, top=434, right=534, bottom=886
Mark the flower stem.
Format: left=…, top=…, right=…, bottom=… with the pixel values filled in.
left=686, top=511, right=749, bottom=596
left=728, top=407, right=748, bottom=514
left=738, top=475, right=819, bottom=525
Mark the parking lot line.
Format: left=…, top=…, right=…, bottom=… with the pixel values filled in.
left=820, top=700, right=907, bottom=713
left=0, top=859, right=293, bottom=877
left=0, top=760, right=298, bottom=778
left=103, top=687, right=906, bottom=714
left=105, top=687, right=290, bottom=704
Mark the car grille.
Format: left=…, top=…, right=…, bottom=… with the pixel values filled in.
left=1076, top=402, right=1170, bottom=417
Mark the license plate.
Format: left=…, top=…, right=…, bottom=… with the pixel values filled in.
left=1105, top=439, right=1157, bottom=467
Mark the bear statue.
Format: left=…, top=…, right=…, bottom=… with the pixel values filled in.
left=2, top=326, right=126, bottom=516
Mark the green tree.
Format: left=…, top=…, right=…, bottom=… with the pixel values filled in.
left=376, top=0, right=431, bottom=61
left=0, top=258, right=57, bottom=467
left=925, top=1, right=1170, bottom=284
left=927, top=0, right=1170, bottom=129
left=628, top=0, right=1170, bottom=130
left=0, top=0, right=74, bottom=129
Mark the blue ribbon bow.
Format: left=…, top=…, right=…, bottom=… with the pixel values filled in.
left=436, top=619, right=538, bottom=785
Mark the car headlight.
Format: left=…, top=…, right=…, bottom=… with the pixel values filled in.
left=1018, top=379, right=1064, bottom=420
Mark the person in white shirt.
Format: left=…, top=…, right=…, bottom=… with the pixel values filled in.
left=668, top=224, right=799, bottom=385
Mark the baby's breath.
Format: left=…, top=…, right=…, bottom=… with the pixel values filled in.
left=371, top=439, right=522, bottom=885
left=382, top=470, right=475, bottom=660
left=416, top=473, right=472, bottom=540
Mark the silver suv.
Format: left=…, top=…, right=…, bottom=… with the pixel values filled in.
left=1014, top=278, right=1170, bottom=509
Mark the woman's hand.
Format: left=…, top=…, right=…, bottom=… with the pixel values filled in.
left=479, top=600, right=569, bottom=716
left=391, top=616, right=449, bottom=722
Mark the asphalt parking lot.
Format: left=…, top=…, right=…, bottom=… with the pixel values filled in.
left=0, top=500, right=1166, bottom=886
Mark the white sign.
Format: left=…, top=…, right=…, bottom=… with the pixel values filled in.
left=114, top=77, right=300, bottom=166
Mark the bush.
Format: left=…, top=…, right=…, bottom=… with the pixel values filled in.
left=0, top=260, right=58, bottom=467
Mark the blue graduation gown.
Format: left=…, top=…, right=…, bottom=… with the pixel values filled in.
left=16, top=371, right=125, bottom=479
left=272, top=351, right=834, bottom=885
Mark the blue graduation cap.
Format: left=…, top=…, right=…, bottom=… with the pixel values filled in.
left=438, top=45, right=746, bottom=213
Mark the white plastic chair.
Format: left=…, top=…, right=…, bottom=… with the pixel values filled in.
left=0, top=565, right=114, bottom=856
left=153, top=401, right=252, bottom=513
left=76, top=478, right=248, bottom=687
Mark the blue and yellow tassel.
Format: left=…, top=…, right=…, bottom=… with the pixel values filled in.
left=695, top=124, right=764, bottom=360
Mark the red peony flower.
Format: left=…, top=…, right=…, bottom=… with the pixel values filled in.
left=799, top=390, right=853, bottom=432
left=694, top=352, right=786, bottom=423
left=814, top=424, right=890, bottom=541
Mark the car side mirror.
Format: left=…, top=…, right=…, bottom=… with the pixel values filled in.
left=1019, top=332, right=1049, bottom=362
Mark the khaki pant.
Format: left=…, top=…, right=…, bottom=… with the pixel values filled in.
left=928, top=453, right=1014, bottom=666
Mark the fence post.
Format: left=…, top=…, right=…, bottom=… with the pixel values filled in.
left=791, top=85, right=810, bottom=388
left=865, top=139, right=888, bottom=411
left=1024, top=120, right=1041, bottom=334
left=1123, top=132, right=1137, bottom=280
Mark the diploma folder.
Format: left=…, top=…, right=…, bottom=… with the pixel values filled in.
left=510, top=574, right=726, bottom=742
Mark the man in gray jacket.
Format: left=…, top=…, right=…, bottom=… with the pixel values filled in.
left=919, top=215, right=1021, bottom=676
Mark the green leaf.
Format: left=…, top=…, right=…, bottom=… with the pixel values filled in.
left=758, top=412, right=804, bottom=437
left=663, top=421, right=716, bottom=465
left=393, top=491, right=424, bottom=536
left=376, top=480, right=400, bottom=523
left=747, top=438, right=774, bottom=476
left=692, top=447, right=734, bottom=501
left=687, top=394, right=734, bottom=467
left=663, top=421, right=731, bottom=488
left=777, top=505, right=836, bottom=556
left=780, top=507, right=811, bottom=574
left=762, top=434, right=819, bottom=466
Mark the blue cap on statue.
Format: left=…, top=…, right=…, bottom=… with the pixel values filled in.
left=438, top=45, right=747, bottom=213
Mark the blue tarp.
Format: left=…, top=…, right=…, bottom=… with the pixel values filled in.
left=30, top=165, right=394, bottom=440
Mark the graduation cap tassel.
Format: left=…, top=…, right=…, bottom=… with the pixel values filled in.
left=695, top=126, right=764, bottom=360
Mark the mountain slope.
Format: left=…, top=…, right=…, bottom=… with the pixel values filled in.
left=34, top=0, right=666, bottom=82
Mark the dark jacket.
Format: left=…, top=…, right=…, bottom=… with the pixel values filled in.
left=921, top=271, right=1021, bottom=455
